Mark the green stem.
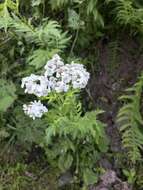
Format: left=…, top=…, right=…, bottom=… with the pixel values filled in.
left=70, top=29, right=79, bottom=56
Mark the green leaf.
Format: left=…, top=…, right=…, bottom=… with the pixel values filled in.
left=83, top=169, right=98, bottom=185
left=28, top=49, right=49, bottom=69
left=58, top=153, right=73, bottom=172
left=0, top=129, right=9, bottom=141
left=0, top=79, right=17, bottom=112
left=68, top=9, right=83, bottom=30
left=87, top=0, right=97, bottom=15
left=32, top=0, right=43, bottom=6
left=28, top=49, right=60, bottom=69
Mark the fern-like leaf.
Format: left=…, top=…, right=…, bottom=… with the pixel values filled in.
left=117, top=74, right=143, bottom=164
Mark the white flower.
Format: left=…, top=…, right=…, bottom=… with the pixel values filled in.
left=48, top=76, right=57, bottom=89
left=21, top=74, right=50, bottom=97
left=72, top=70, right=90, bottom=89
left=54, top=81, right=69, bottom=93
left=70, top=62, right=84, bottom=69
left=56, top=65, right=72, bottom=83
left=68, top=62, right=90, bottom=89
left=44, top=57, right=90, bottom=91
left=61, top=72, right=72, bottom=83
left=23, top=100, right=48, bottom=120
left=44, top=54, right=64, bottom=77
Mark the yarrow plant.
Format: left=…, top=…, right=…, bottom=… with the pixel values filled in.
left=21, top=54, right=90, bottom=119
left=21, top=54, right=109, bottom=187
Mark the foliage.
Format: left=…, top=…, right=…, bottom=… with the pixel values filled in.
left=9, top=106, right=48, bottom=149
left=106, top=0, right=143, bottom=34
left=0, top=79, right=17, bottom=112
left=123, top=168, right=137, bottom=185
left=0, top=162, right=59, bottom=190
left=42, top=90, right=109, bottom=186
left=0, top=0, right=69, bottom=141
left=117, top=74, right=143, bottom=164
left=50, top=0, right=104, bottom=26
left=0, top=15, right=69, bottom=69
left=1, top=0, right=143, bottom=189
left=0, top=3, right=70, bottom=172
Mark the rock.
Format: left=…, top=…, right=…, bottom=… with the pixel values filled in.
left=58, top=171, right=73, bottom=187
left=114, top=182, right=132, bottom=190
left=101, top=170, right=117, bottom=186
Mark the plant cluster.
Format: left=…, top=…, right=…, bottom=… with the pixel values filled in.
left=117, top=74, right=143, bottom=164
left=20, top=54, right=108, bottom=187
left=1, top=0, right=143, bottom=189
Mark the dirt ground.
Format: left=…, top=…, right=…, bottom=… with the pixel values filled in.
left=84, top=35, right=143, bottom=190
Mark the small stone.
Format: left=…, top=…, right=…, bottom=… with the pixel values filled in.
left=101, top=170, right=117, bottom=186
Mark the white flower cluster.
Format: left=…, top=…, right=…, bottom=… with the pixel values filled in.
left=44, top=54, right=90, bottom=92
left=21, top=54, right=90, bottom=119
left=23, top=100, right=48, bottom=120
left=21, top=74, right=50, bottom=97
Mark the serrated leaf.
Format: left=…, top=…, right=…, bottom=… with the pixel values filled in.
left=28, top=49, right=49, bottom=69
left=28, top=49, right=60, bottom=69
